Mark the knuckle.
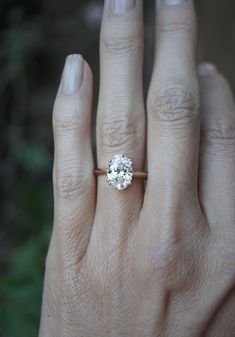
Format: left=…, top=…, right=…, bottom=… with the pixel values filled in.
left=148, top=211, right=207, bottom=290
left=157, top=10, right=196, bottom=34
left=98, top=116, right=142, bottom=154
left=201, top=124, right=235, bottom=151
left=53, top=114, right=76, bottom=130
left=157, top=18, right=194, bottom=34
left=46, top=275, right=81, bottom=323
left=53, top=96, right=88, bottom=135
left=152, top=233, right=204, bottom=291
left=54, top=169, right=87, bottom=200
left=148, top=87, right=199, bottom=126
left=101, top=28, right=141, bottom=55
left=53, top=113, right=87, bottom=135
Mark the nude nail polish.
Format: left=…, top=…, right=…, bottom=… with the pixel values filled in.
left=157, top=0, right=193, bottom=7
left=198, top=63, right=218, bottom=77
left=61, top=54, right=84, bottom=94
left=110, top=0, right=136, bottom=15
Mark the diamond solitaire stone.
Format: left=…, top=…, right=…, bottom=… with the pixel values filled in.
left=107, top=154, right=133, bottom=190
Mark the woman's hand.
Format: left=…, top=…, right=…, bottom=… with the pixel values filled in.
left=39, top=0, right=235, bottom=336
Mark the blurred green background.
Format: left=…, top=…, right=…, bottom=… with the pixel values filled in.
left=0, top=0, right=235, bottom=336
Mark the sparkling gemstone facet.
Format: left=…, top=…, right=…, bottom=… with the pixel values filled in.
left=106, top=154, right=133, bottom=190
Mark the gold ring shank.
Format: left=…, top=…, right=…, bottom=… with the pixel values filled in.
left=94, top=169, right=148, bottom=179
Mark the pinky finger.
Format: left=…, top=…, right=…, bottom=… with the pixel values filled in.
left=50, top=55, right=96, bottom=269
left=198, top=63, right=235, bottom=234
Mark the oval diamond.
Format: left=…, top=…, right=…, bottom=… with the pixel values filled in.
left=106, top=154, right=133, bottom=190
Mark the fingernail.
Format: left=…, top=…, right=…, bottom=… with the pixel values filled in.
left=110, top=0, right=136, bottom=15
left=198, top=63, right=218, bottom=77
left=61, top=54, right=84, bottom=94
left=157, top=0, right=193, bottom=7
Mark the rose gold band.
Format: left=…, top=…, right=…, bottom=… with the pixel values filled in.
left=94, top=169, right=148, bottom=179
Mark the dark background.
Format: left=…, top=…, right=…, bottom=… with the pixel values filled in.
left=0, top=0, right=235, bottom=336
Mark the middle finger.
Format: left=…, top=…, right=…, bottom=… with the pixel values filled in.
left=145, top=0, right=200, bottom=216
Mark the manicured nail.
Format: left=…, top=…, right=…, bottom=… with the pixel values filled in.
left=61, top=54, right=84, bottom=94
left=157, top=0, right=193, bottom=7
left=110, top=0, right=136, bottom=15
left=198, top=63, right=218, bottom=77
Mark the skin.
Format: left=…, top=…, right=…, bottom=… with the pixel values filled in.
left=39, top=0, right=235, bottom=336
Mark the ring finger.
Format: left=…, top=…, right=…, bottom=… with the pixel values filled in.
left=95, top=0, right=145, bottom=233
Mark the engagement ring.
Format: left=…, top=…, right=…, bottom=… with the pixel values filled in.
left=94, top=154, right=148, bottom=190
